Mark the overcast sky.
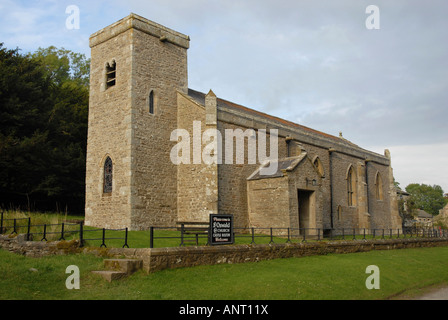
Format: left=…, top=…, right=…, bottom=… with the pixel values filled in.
left=1, top=0, right=447, bottom=193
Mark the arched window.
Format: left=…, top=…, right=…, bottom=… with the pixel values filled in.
left=103, top=157, right=113, bottom=193
left=347, top=165, right=356, bottom=206
left=313, top=156, right=324, bottom=177
left=375, top=172, right=384, bottom=200
left=149, top=90, right=154, bottom=114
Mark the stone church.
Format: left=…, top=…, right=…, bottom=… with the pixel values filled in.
left=84, top=13, right=402, bottom=234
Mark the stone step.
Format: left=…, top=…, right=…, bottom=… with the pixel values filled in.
left=91, top=270, right=127, bottom=282
left=92, top=258, right=143, bottom=282
left=103, top=258, right=143, bottom=274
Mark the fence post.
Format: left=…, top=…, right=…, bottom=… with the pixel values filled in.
left=269, top=228, right=274, bottom=244
left=12, top=219, right=17, bottom=235
left=318, top=228, right=321, bottom=241
left=0, top=211, right=3, bottom=234
left=42, top=224, right=47, bottom=241
left=100, top=228, right=107, bottom=248
left=180, top=224, right=185, bottom=247
left=59, top=223, right=65, bottom=240
left=25, top=217, right=31, bottom=241
left=79, top=221, right=84, bottom=247
left=286, top=228, right=291, bottom=243
left=353, top=228, right=356, bottom=241
left=149, top=226, right=154, bottom=248
left=122, top=228, right=129, bottom=248
left=251, top=227, right=255, bottom=244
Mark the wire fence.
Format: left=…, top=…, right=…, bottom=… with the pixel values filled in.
left=0, top=212, right=129, bottom=248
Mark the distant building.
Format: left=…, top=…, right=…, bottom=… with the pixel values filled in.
left=415, top=209, right=433, bottom=227
left=435, top=203, right=448, bottom=228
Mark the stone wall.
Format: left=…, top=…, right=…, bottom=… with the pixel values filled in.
left=2, top=234, right=447, bottom=274
left=247, top=176, right=291, bottom=231
left=176, top=92, right=213, bottom=222
left=0, top=234, right=82, bottom=258
left=85, top=14, right=189, bottom=230
left=85, top=23, right=134, bottom=230
left=111, top=238, right=448, bottom=274
left=130, top=22, right=188, bottom=229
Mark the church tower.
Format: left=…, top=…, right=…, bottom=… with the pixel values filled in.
left=85, top=14, right=189, bottom=230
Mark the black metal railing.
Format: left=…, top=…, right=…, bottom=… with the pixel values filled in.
left=81, top=223, right=129, bottom=248
left=0, top=212, right=129, bottom=248
left=2, top=212, right=447, bottom=250
left=147, top=225, right=448, bottom=248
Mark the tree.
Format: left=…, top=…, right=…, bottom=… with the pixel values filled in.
left=0, top=44, right=89, bottom=214
left=0, top=44, right=53, bottom=209
left=405, top=183, right=446, bottom=216
left=31, top=47, right=90, bottom=213
left=29, top=46, right=90, bottom=87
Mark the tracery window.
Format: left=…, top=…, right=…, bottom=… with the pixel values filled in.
left=347, top=165, right=356, bottom=206
left=375, top=172, right=384, bottom=200
left=103, top=157, right=113, bottom=193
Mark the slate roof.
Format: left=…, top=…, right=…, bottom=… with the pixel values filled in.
left=246, top=153, right=308, bottom=181
left=416, top=209, right=433, bottom=219
left=187, top=88, right=360, bottom=149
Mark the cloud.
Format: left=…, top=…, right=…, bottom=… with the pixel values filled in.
left=370, top=143, right=448, bottom=192
left=0, top=0, right=446, bottom=191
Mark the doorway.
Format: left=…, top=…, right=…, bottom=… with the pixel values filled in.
left=297, top=189, right=316, bottom=235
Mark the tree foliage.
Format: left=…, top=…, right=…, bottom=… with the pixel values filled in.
left=405, top=183, right=447, bottom=216
left=0, top=44, right=89, bottom=214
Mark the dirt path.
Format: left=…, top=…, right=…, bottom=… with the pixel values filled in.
left=415, top=286, right=448, bottom=300
left=390, top=284, right=448, bottom=300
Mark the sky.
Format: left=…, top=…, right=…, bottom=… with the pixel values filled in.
left=1, top=0, right=447, bottom=193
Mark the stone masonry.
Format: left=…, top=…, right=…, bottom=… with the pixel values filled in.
left=85, top=13, right=402, bottom=232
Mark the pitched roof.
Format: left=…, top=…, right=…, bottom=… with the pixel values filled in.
left=417, top=209, right=433, bottom=218
left=187, top=88, right=357, bottom=147
left=247, top=153, right=308, bottom=181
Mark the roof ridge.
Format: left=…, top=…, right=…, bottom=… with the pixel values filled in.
left=188, top=88, right=341, bottom=142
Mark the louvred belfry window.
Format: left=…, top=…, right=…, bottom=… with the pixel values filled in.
left=105, top=61, right=116, bottom=89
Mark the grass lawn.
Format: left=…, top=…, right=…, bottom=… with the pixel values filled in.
left=2, top=211, right=448, bottom=301
left=1, top=245, right=448, bottom=300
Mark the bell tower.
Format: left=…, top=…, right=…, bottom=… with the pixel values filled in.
left=85, top=13, right=189, bottom=230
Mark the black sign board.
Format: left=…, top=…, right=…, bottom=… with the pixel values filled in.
left=209, top=214, right=234, bottom=245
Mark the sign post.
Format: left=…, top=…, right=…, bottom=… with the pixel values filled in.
left=209, top=214, right=234, bottom=245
